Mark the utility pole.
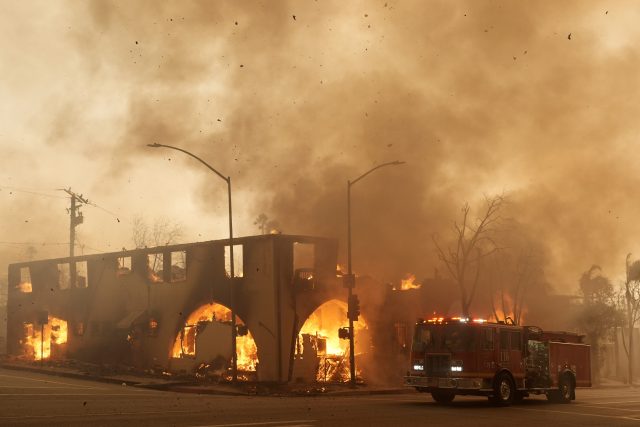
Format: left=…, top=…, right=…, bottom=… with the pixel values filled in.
left=61, top=188, right=89, bottom=287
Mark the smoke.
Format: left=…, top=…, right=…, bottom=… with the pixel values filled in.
left=2, top=0, right=640, bottom=294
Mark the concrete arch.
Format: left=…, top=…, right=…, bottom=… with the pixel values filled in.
left=297, top=299, right=369, bottom=354
left=292, top=298, right=370, bottom=382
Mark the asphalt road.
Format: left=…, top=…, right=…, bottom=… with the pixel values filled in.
left=0, top=368, right=639, bottom=427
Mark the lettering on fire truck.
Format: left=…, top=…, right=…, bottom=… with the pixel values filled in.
left=404, top=317, right=591, bottom=406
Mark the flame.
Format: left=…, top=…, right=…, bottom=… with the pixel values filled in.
left=17, top=281, right=32, bottom=293
left=490, top=293, right=526, bottom=324
left=171, top=303, right=258, bottom=371
left=22, top=316, right=68, bottom=360
left=398, top=273, right=421, bottom=290
left=298, top=299, right=368, bottom=382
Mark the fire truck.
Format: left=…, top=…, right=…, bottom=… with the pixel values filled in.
left=404, top=317, right=591, bottom=405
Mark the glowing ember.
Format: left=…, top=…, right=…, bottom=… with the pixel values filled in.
left=171, top=303, right=259, bottom=371
left=397, top=273, right=421, bottom=290
left=22, top=316, right=68, bottom=360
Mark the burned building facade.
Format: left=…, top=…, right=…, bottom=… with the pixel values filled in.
left=6, top=234, right=351, bottom=382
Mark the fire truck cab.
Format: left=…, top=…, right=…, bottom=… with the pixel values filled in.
left=404, top=317, right=591, bottom=405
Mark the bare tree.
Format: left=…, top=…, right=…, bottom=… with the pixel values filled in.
left=434, top=195, right=504, bottom=318
left=621, top=254, right=640, bottom=385
left=131, top=215, right=183, bottom=249
left=253, top=213, right=280, bottom=235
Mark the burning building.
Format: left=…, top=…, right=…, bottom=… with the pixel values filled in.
left=7, top=234, right=363, bottom=382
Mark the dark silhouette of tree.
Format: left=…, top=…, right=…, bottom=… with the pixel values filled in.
left=253, top=213, right=280, bottom=235
left=621, top=254, right=640, bottom=385
left=577, top=265, right=619, bottom=385
left=434, top=195, right=504, bottom=318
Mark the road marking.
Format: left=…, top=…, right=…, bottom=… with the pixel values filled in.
left=0, top=373, right=101, bottom=389
left=511, top=406, right=640, bottom=422
left=579, top=400, right=640, bottom=406
left=191, top=421, right=317, bottom=427
left=576, top=403, right=640, bottom=412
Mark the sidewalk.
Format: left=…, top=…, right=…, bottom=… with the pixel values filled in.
left=0, top=359, right=411, bottom=397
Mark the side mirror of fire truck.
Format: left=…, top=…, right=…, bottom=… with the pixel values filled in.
left=348, top=294, right=360, bottom=321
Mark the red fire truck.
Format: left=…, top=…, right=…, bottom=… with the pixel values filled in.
left=404, top=317, right=591, bottom=405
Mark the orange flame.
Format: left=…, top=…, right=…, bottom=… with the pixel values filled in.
left=397, top=273, right=421, bottom=290
left=298, top=299, right=368, bottom=382
left=171, top=303, right=258, bottom=371
left=17, top=281, right=32, bottom=292
left=23, top=316, right=68, bottom=360
left=490, top=293, right=526, bottom=324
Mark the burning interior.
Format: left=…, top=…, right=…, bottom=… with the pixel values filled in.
left=170, top=302, right=258, bottom=376
left=294, top=299, right=369, bottom=383
left=21, top=315, right=68, bottom=360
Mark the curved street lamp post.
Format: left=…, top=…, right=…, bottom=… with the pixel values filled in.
left=147, top=143, right=238, bottom=383
left=346, top=160, right=405, bottom=386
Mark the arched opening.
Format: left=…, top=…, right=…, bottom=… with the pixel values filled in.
left=294, top=299, right=369, bottom=382
left=21, top=315, right=68, bottom=360
left=170, top=303, right=258, bottom=378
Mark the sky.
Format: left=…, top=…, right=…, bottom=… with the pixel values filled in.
left=1, top=0, right=640, bottom=293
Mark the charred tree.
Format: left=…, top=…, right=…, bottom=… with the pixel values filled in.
left=433, top=195, right=504, bottom=318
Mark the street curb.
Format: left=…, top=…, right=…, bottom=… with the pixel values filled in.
left=1, top=363, right=143, bottom=386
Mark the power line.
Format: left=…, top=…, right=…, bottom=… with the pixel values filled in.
left=0, top=241, right=68, bottom=246
left=0, top=185, right=66, bottom=199
left=87, top=201, right=121, bottom=222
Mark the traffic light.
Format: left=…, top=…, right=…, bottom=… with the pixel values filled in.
left=338, top=327, right=350, bottom=340
left=348, top=294, right=360, bottom=321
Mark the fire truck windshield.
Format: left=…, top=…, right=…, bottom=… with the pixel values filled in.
left=413, top=323, right=476, bottom=352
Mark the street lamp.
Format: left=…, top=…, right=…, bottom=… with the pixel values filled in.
left=345, top=160, right=405, bottom=386
left=147, top=142, right=238, bottom=383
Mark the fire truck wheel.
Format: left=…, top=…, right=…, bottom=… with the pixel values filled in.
left=431, top=390, right=455, bottom=404
left=557, top=374, right=574, bottom=403
left=490, top=373, right=515, bottom=406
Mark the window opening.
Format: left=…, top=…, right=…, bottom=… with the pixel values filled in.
left=170, top=251, right=186, bottom=282
left=148, top=253, right=164, bottom=283
left=482, top=327, right=494, bottom=350
left=117, top=256, right=132, bottom=276
left=58, top=263, right=71, bottom=290
left=510, top=331, right=522, bottom=351
left=17, top=267, right=32, bottom=293
left=500, top=330, right=509, bottom=349
left=75, top=261, right=88, bottom=288
left=224, top=245, right=244, bottom=278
